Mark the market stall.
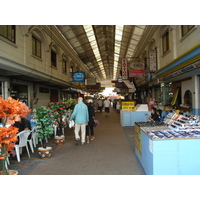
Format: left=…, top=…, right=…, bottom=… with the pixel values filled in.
left=134, top=112, right=200, bottom=175
left=120, top=103, right=150, bottom=127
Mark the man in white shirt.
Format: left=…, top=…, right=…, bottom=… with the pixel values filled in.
left=104, top=98, right=110, bottom=117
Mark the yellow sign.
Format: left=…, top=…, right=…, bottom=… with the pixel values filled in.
left=134, top=125, right=142, bottom=157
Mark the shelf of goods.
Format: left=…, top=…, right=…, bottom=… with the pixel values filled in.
left=134, top=112, right=200, bottom=175
left=120, top=104, right=151, bottom=127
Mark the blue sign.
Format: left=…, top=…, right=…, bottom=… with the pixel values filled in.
left=72, top=72, right=85, bottom=82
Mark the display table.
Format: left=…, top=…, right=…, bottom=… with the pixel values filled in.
left=120, top=104, right=150, bottom=127
left=134, top=123, right=200, bottom=175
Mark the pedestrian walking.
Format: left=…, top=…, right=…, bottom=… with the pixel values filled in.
left=97, top=98, right=103, bottom=113
left=86, top=102, right=95, bottom=143
left=70, top=97, right=89, bottom=145
left=104, top=98, right=110, bottom=117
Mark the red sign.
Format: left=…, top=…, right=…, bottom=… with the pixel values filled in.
left=129, top=69, right=144, bottom=77
left=122, top=58, right=127, bottom=79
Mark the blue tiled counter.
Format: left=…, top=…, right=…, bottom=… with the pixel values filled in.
left=120, top=110, right=151, bottom=127
left=134, top=124, right=200, bottom=175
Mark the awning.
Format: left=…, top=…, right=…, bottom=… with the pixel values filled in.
left=123, top=80, right=136, bottom=92
left=156, top=44, right=200, bottom=79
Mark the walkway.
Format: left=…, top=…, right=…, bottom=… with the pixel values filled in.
left=9, top=107, right=145, bottom=175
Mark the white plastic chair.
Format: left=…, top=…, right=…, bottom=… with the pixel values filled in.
left=27, top=129, right=34, bottom=153
left=53, top=124, right=64, bottom=136
left=31, top=126, right=38, bottom=148
left=14, top=130, right=31, bottom=162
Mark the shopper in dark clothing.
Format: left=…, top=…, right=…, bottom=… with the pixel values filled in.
left=86, top=103, right=95, bottom=143
left=146, top=107, right=160, bottom=122
left=13, top=115, right=32, bottom=144
left=149, top=107, right=160, bottom=122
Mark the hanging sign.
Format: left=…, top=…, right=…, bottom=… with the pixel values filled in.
left=149, top=49, right=157, bottom=72
left=72, top=72, right=85, bottom=82
left=86, top=83, right=101, bottom=89
left=129, top=69, right=144, bottom=77
left=122, top=58, right=128, bottom=79
left=129, top=62, right=144, bottom=77
left=86, top=78, right=96, bottom=85
left=118, top=78, right=123, bottom=82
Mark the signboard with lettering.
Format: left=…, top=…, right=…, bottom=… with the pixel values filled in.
left=129, top=62, right=144, bottom=77
left=129, top=69, right=144, bottom=77
left=161, top=60, right=200, bottom=81
left=72, top=72, right=85, bottom=82
left=122, top=58, right=128, bottom=79
left=86, top=78, right=96, bottom=85
left=149, top=49, right=157, bottom=72
left=134, top=124, right=142, bottom=157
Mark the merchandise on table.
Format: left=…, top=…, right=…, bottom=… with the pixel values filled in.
left=144, top=130, right=200, bottom=140
left=135, top=121, right=165, bottom=127
left=136, top=112, right=200, bottom=140
left=169, top=114, right=200, bottom=131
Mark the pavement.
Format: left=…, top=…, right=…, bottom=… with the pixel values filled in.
left=8, top=107, right=145, bottom=175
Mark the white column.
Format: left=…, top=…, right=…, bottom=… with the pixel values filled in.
left=193, top=76, right=199, bottom=115
left=4, top=81, right=10, bottom=99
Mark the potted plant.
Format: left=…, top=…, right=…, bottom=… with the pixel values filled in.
left=0, top=97, right=30, bottom=175
left=48, top=99, right=77, bottom=145
left=33, top=106, right=54, bottom=159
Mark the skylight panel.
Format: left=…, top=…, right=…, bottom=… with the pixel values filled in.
left=83, top=25, right=106, bottom=79
left=114, top=25, right=124, bottom=79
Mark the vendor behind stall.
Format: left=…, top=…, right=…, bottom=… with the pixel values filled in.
left=145, top=107, right=160, bottom=122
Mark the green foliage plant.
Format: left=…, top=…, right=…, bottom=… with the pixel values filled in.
left=33, top=106, right=53, bottom=149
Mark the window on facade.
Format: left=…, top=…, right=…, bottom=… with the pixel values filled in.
left=70, top=66, right=73, bottom=73
left=39, top=87, right=49, bottom=93
left=51, top=49, right=57, bottom=67
left=181, top=25, right=195, bottom=37
left=32, top=35, right=41, bottom=58
left=62, top=59, right=67, bottom=73
left=162, top=30, right=169, bottom=54
left=0, top=25, right=15, bottom=43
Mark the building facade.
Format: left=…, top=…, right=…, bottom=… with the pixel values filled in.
left=1, top=25, right=200, bottom=114
left=133, top=25, right=200, bottom=115
left=0, top=25, right=92, bottom=108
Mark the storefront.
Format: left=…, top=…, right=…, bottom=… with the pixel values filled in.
left=10, top=83, right=29, bottom=104
left=0, top=78, right=10, bottom=99
left=156, top=44, right=200, bottom=115
left=62, top=87, right=79, bottom=101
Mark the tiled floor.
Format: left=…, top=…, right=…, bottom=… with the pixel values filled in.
left=8, top=107, right=145, bottom=175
